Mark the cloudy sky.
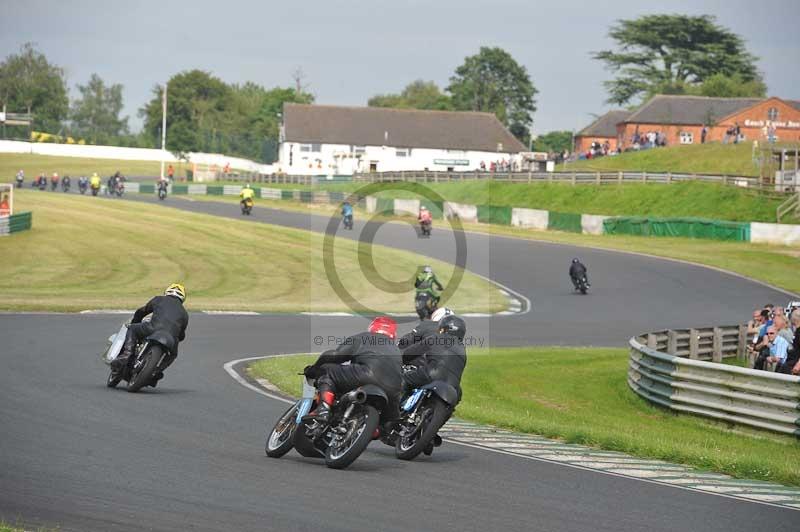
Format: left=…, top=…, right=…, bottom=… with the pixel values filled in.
left=2, top=0, right=799, bottom=135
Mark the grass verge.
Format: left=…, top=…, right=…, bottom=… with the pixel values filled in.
left=176, top=194, right=800, bottom=296
left=0, top=153, right=173, bottom=178
left=0, top=190, right=504, bottom=313
left=250, top=348, right=800, bottom=486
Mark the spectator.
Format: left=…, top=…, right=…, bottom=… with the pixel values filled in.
left=754, top=326, right=791, bottom=372
left=701, top=126, right=708, bottom=144
left=0, top=193, right=10, bottom=216
left=480, top=161, right=486, bottom=171
left=733, top=122, right=741, bottom=144
left=789, top=312, right=800, bottom=375
left=167, top=164, right=175, bottom=183
left=774, top=315, right=793, bottom=344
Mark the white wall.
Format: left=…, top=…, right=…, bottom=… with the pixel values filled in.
left=277, top=141, right=519, bottom=175
left=751, top=222, right=800, bottom=245
left=581, top=214, right=611, bottom=235
left=511, top=208, right=548, bottom=230
left=444, top=202, right=478, bottom=222
left=0, top=140, right=273, bottom=174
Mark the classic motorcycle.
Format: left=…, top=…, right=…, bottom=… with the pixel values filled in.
left=102, top=321, right=176, bottom=392
left=419, top=220, right=432, bottom=237
left=61, top=177, right=71, bottom=193
left=114, top=181, right=125, bottom=197
left=157, top=182, right=168, bottom=200
left=241, top=197, right=254, bottom=215
left=343, top=213, right=353, bottom=230
left=414, top=291, right=436, bottom=320
left=266, top=375, right=389, bottom=469
left=394, top=379, right=458, bottom=460
left=90, top=182, right=100, bottom=196
left=574, top=276, right=589, bottom=295
left=78, top=178, right=88, bottom=195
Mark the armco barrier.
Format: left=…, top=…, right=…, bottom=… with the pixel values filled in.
left=0, top=211, right=33, bottom=236
left=511, top=208, right=548, bottom=230
left=393, top=198, right=420, bottom=216
left=444, top=201, right=478, bottom=222
left=188, top=184, right=207, bottom=195
left=223, top=185, right=242, bottom=196
left=260, top=188, right=281, bottom=200
left=628, top=328, right=800, bottom=436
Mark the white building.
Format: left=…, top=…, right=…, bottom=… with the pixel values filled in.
left=278, top=103, right=526, bottom=175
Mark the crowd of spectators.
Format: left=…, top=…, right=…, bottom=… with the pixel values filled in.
left=478, top=159, right=519, bottom=172
left=747, top=302, right=800, bottom=374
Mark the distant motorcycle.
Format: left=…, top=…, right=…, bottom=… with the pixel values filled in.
left=266, top=375, right=390, bottom=469
left=414, top=291, right=436, bottom=319
left=61, top=177, right=71, bottom=193
left=38, top=177, right=47, bottom=191
left=573, top=276, right=589, bottom=295
left=102, top=321, right=177, bottom=393
left=343, top=213, right=353, bottom=230
left=90, top=182, right=100, bottom=196
left=419, top=220, right=432, bottom=238
left=78, top=178, right=88, bottom=195
left=114, top=181, right=125, bottom=197
left=15, top=175, right=24, bottom=188
left=157, top=182, right=168, bottom=201
left=241, top=197, right=254, bottom=215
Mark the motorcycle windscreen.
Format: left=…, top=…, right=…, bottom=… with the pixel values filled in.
left=101, top=323, right=129, bottom=364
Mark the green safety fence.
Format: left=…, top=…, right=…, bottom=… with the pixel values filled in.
left=420, top=199, right=444, bottom=219
left=280, top=190, right=294, bottom=200
left=300, top=191, right=314, bottom=203
left=171, top=185, right=188, bottom=195
left=206, top=185, right=224, bottom=196
left=328, top=191, right=345, bottom=202
left=548, top=211, right=582, bottom=233
left=603, top=217, right=751, bottom=242
left=376, top=197, right=394, bottom=215
left=139, top=184, right=155, bottom=194
left=477, top=204, right=512, bottom=225
left=9, top=211, right=33, bottom=233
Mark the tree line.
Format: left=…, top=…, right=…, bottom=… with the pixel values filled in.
left=0, top=14, right=764, bottom=161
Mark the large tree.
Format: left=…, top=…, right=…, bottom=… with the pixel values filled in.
left=368, top=80, right=452, bottom=110
left=0, top=42, right=68, bottom=133
left=594, top=14, right=761, bottom=105
left=447, top=47, right=537, bottom=141
left=534, top=131, right=573, bottom=154
left=70, top=74, right=129, bottom=143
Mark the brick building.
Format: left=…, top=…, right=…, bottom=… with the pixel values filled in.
left=573, top=110, right=631, bottom=154
left=615, top=95, right=800, bottom=149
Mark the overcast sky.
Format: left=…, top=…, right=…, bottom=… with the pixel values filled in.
left=2, top=0, right=799, bottom=136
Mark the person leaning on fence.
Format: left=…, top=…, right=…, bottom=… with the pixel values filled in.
left=0, top=194, right=10, bottom=217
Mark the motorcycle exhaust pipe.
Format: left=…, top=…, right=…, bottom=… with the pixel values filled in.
left=341, top=389, right=367, bottom=405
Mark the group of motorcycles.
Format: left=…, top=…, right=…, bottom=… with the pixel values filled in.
left=266, top=363, right=457, bottom=469
left=21, top=174, right=116, bottom=197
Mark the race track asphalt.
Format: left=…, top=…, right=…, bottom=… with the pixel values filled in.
left=1, top=191, right=796, bottom=531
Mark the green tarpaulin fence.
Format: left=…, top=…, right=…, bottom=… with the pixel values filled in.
left=280, top=190, right=294, bottom=200
left=139, top=184, right=155, bottom=194
left=206, top=186, right=224, bottom=196
left=299, top=191, right=314, bottom=203
left=376, top=198, right=394, bottom=215
left=548, top=211, right=582, bottom=233
left=328, top=191, right=345, bottom=202
left=11, top=211, right=32, bottom=232
left=603, top=217, right=751, bottom=241
left=171, top=185, right=188, bottom=194
left=477, top=205, right=512, bottom=225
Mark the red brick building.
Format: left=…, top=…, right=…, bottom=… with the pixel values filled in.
left=615, top=95, right=800, bottom=149
left=573, top=110, right=631, bottom=154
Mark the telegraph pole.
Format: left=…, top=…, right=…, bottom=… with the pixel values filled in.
left=160, top=83, right=168, bottom=180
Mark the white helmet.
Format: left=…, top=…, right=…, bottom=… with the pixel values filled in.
left=431, top=307, right=453, bottom=322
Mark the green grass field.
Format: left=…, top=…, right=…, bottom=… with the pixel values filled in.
left=0, top=153, right=176, bottom=179
left=250, top=348, right=800, bottom=486
left=561, top=141, right=789, bottom=177
left=0, top=190, right=504, bottom=313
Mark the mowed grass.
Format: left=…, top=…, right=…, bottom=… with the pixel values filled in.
left=0, top=190, right=504, bottom=313
left=250, top=348, right=800, bottom=486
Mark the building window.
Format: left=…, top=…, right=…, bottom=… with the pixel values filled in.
left=767, top=107, right=779, bottom=121
left=396, top=148, right=410, bottom=157
left=300, top=143, right=321, bottom=152
left=352, top=145, right=366, bottom=155
left=679, top=131, right=694, bottom=145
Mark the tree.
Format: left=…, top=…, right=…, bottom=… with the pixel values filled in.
left=447, top=47, right=537, bottom=141
left=594, top=14, right=761, bottom=105
left=534, top=131, right=573, bottom=154
left=70, top=74, right=129, bottom=143
left=0, top=42, right=68, bottom=133
left=368, top=80, right=452, bottom=111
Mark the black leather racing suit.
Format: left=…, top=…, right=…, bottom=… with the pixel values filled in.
left=569, top=261, right=588, bottom=289
left=398, top=319, right=439, bottom=353
left=308, top=332, right=403, bottom=419
left=401, top=332, right=467, bottom=401
left=118, top=295, right=189, bottom=370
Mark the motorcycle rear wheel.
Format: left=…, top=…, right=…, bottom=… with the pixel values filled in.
left=325, top=404, right=379, bottom=469
left=127, top=345, right=162, bottom=393
left=266, top=404, right=299, bottom=458
left=395, top=395, right=450, bottom=460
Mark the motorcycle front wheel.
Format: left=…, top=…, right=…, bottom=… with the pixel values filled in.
left=106, top=369, right=122, bottom=388
left=325, top=404, right=379, bottom=469
left=395, top=395, right=450, bottom=460
left=266, top=403, right=299, bottom=458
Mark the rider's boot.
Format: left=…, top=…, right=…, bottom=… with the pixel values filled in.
left=303, top=389, right=335, bottom=424
left=111, top=329, right=137, bottom=373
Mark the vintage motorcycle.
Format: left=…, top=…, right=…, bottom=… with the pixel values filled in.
left=102, top=321, right=177, bottom=393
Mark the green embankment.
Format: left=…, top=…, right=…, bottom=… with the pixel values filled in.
left=0, top=190, right=504, bottom=313
left=250, top=348, right=800, bottom=486
left=0, top=153, right=172, bottom=178
left=560, top=142, right=771, bottom=177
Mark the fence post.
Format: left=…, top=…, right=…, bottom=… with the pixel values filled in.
left=618, top=171, right=622, bottom=184
left=571, top=173, right=575, bottom=185
left=596, top=172, right=600, bottom=184
left=712, top=327, right=723, bottom=363
left=642, top=171, right=647, bottom=183
left=689, top=329, right=699, bottom=359
left=667, top=330, right=678, bottom=355
left=647, top=333, right=657, bottom=349
left=737, top=324, right=747, bottom=361
left=667, top=172, right=672, bottom=184
left=528, top=169, right=531, bottom=184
